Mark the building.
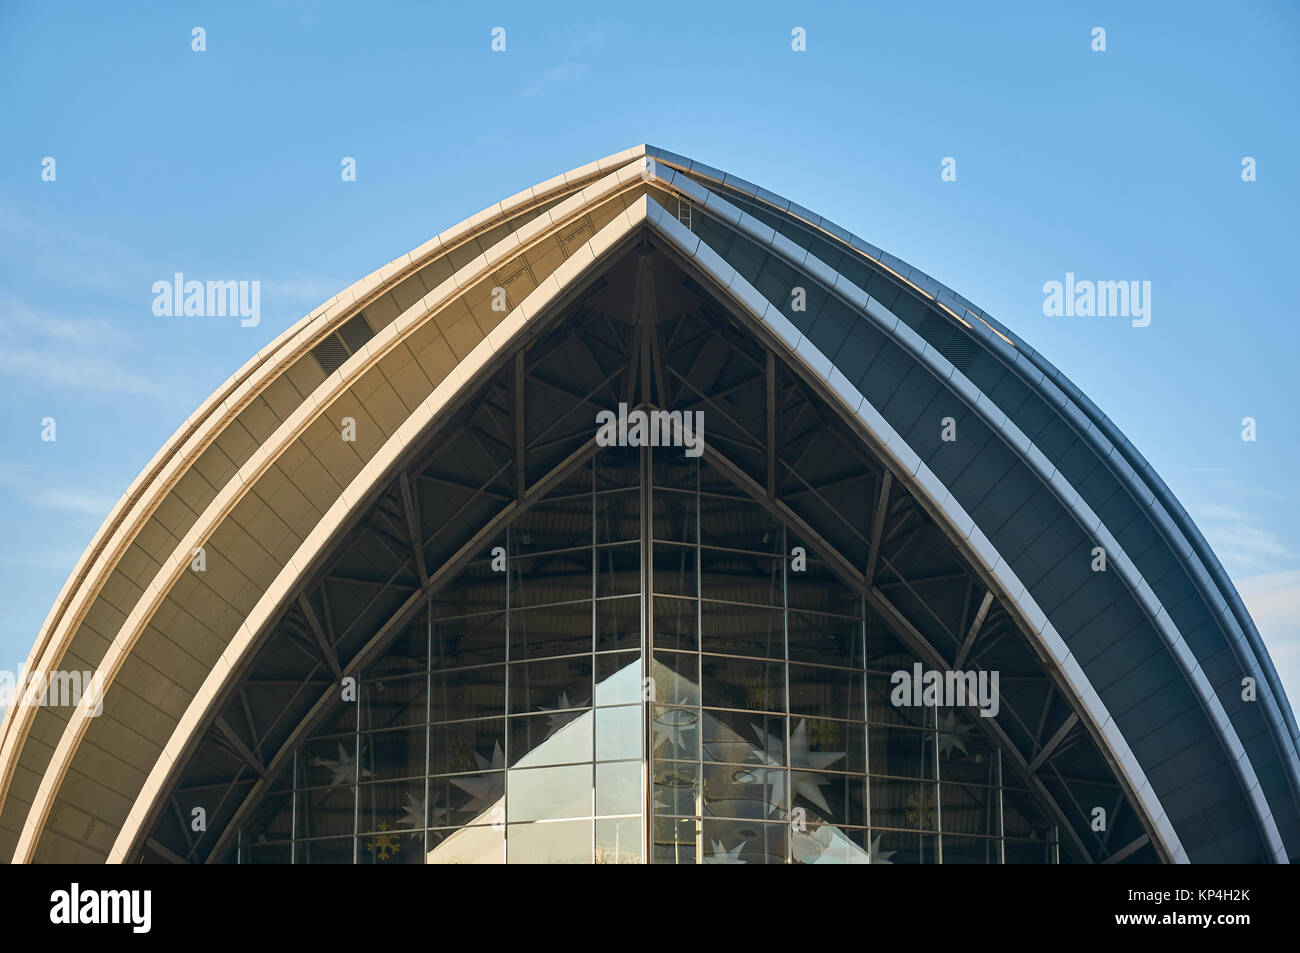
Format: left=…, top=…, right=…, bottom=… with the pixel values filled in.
left=1, top=145, right=1296, bottom=864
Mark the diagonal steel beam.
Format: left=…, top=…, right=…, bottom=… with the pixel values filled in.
left=1029, top=712, right=1080, bottom=775
left=297, top=594, right=342, bottom=681
left=955, top=590, right=995, bottom=668
left=146, top=837, right=189, bottom=865
left=865, top=471, right=893, bottom=586
left=213, top=716, right=268, bottom=782
left=398, top=472, right=429, bottom=587
left=1101, top=833, right=1150, bottom=864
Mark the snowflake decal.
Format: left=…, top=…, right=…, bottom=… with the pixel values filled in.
left=905, top=791, right=935, bottom=830
left=366, top=822, right=400, bottom=862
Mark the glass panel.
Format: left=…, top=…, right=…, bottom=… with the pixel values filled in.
left=789, top=663, right=864, bottom=721
left=700, top=819, right=787, bottom=864
left=509, top=656, right=592, bottom=713
left=428, top=772, right=504, bottom=828
left=940, top=782, right=997, bottom=837
left=868, top=724, right=937, bottom=780
left=795, top=718, right=865, bottom=774
left=595, top=446, right=638, bottom=490
left=650, top=651, right=699, bottom=707
left=510, top=602, right=591, bottom=660
left=365, top=618, right=427, bottom=677
left=936, top=710, right=989, bottom=778
left=596, top=817, right=642, bottom=863
left=701, top=656, right=785, bottom=712
left=652, top=705, right=701, bottom=761
left=788, top=609, right=864, bottom=668
left=296, top=785, right=354, bottom=840
left=595, top=650, right=641, bottom=705
left=786, top=559, right=860, bottom=615
left=428, top=824, right=504, bottom=864
left=653, top=453, right=697, bottom=494
left=300, top=736, right=358, bottom=790
left=699, top=550, right=782, bottom=605
left=652, top=542, right=697, bottom=596
left=791, top=771, right=866, bottom=826
left=243, top=842, right=292, bottom=864
left=596, top=761, right=641, bottom=816
left=513, top=498, right=591, bottom=553
left=699, top=496, right=782, bottom=553
left=792, top=825, right=870, bottom=865
left=595, top=489, right=638, bottom=545
left=509, top=820, right=593, bottom=863
left=653, top=816, right=699, bottom=864
left=596, top=543, right=639, bottom=597
left=432, top=549, right=505, bottom=619
left=428, top=719, right=505, bottom=776
left=870, top=777, right=940, bottom=832
left=702, top=709, right=785, bottom=765
left=241, top=792, right=292, bottom=844
left=360, top=726, right=426, bottom=781
left=428, top=664, right=505, bottom=723
left=294, top=837, right=354, bottom=864
left=701, top=602, right=783, bottom=658
left=358, top=780, right=422, bottom=835
left=361, top=674, right=427, bottom=730
left=506, top=765, right=591, bottom=822
left=652, top=596, right=697, bottom=652
left=595, top=596, right=639, bottom=652
left=866, top=671, right=932, bottom=728
left=1005, top=838, right=1052, bottom=864
left=702, top=763, right=786, bottom=819
left=595, top=705, right=642, bottom=761
left=432, top=611, right=505, bottom=669
left=510, top=710, right=593, bottom=768
left=510, top=549, right=591, bottom=608
left=652, top=488, right=696, bottom=543
left=653, top=761, right=700, bottom=816
left=870, top=829, right=938, bottom=864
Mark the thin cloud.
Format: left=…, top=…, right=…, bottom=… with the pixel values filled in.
left=1189, top=501, right=1295, bottom=577
left=0, top=201, right=153, bottom=296
left=0, top=298, right=172, bottom=399
left=0, top=464, right=116, bottom=519
left=1235, top=570, right=1300, bottom=716
left=519, top=62, right=589, bottom=99
left=566, top=29, right=608, bottom=55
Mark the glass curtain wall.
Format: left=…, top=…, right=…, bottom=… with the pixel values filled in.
left=237, top=445, right=1059, bottom=864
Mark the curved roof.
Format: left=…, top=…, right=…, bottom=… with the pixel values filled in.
left=2, top=145, right=1295, bottom=863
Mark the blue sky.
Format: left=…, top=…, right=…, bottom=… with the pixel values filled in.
left=1, top=1, right=1298, bottom=710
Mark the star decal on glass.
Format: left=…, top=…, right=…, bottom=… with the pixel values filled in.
left=703, top=839, right=747, bottom=864
left=749, top=719, right=845, bottom=814
left=310, top=743, right=372, bottom=788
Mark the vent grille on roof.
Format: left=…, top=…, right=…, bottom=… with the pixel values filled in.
left=311, top=313, right=376, bottom=375
left=916, top=311, right=979, bottom=374
left=338, top=315, right=375, bottom=353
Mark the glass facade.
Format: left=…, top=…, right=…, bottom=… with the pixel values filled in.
left=237, top=445, right=1059, bottom=864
